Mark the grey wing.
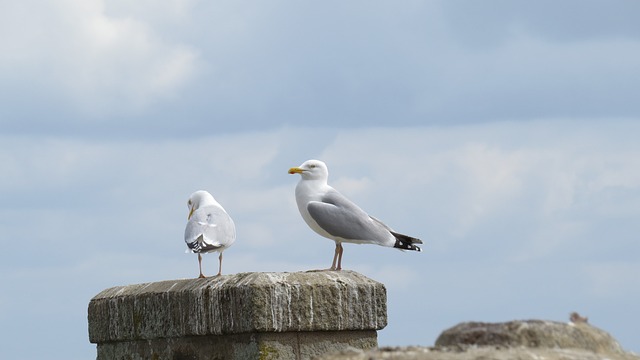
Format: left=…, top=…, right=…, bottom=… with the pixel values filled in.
left=307, top=190, right=389, bottom=242
left=184, top=206, right=236, bottom=252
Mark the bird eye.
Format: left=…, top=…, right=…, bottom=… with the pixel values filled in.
left=309, top=164, right=316, bottom=168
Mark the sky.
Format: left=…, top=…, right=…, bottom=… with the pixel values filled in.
left=1, top=1, right=639, bottom=359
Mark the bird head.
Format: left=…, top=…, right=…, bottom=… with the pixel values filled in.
left=288, top=159, right=329, bottom=181
left=187, top=190, right=217, bottom=219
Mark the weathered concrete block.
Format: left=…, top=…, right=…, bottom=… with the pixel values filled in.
left=88, top=271, right=386, bottom=359
left=95, top=330, right=378, bottom=360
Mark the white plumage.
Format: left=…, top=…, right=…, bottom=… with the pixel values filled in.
left=288, top=159, right=422, bottom=271
left=184, top=190, right=236, bottom=278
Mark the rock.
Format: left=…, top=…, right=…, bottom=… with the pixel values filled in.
left=435, top=320, right=625, bottom=354
left=316, top=346, right=640, bottom=360
left=316, top=320, right=640, bottom=360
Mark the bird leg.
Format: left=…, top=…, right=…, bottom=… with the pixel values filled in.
left=198, top=253, right=205, bottom=278
left=336, top=243, right=344, bottom=271
left=329, top=242, right=344, bottom=271
left=306, top=243, right=344, bottom=272
left=330, top=243, right=339, bottom=270
left=216, top=252, right=223, bottom=277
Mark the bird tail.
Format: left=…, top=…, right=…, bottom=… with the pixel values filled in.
left=391, top=231, right=423, bottom=252
left=186, top=234, right=224, bottom=253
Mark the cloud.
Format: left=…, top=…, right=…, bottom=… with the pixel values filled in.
left=2, top=2, right=640, bottom=357
left=440, top=0, right=640, bottom=45
left=0, top=0, right=198, bottom=117
left=317, top=121, right=640, bottom=262
left=2, top=110, right=640, bottom=358
left=3, top=120, right=638, bottom=267
left=4, top=1, right=640, bottom=138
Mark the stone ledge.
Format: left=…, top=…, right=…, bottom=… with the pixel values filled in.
left=96, top=330, right=377, bottom=360
left=88, top=271, right=387, bottom=343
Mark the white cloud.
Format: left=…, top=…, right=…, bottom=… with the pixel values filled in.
left=0, top=0, right=199, bottom=115
left=318, top=121, right=640, bottom=260
left=1, top=120, right=639, bottom=358
left=104, top=0, right=197, bottom=23
left=3, top=120, right=638, bottom=261
left=3, top=1, right=640, bottom=135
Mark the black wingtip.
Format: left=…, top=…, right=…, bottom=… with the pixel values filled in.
left=394, top=239, right=422, bottom=251
left=392, top=231, right=423, bottom=252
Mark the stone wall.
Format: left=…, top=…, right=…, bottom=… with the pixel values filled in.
left=88, top=271, right=387, bottom=359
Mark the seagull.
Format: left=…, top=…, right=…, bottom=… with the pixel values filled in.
left=184, top=190, right=236, bottom=278
left=288, top=159, right=422, bottom=270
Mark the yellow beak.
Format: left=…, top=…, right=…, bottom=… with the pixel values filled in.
left=288, top=167, right=304, bottom=174
left=188, top=206, right=195, bottom=220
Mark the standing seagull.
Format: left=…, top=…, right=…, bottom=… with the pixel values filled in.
left=184, top=190, right=236, bottom=278
left=288, top=159, right=422, bottom=270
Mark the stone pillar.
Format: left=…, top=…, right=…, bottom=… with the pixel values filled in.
left=88, top=271, right=387, bottom=360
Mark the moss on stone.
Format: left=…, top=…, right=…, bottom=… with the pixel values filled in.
left=258, top=344, right=280, bottom=360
